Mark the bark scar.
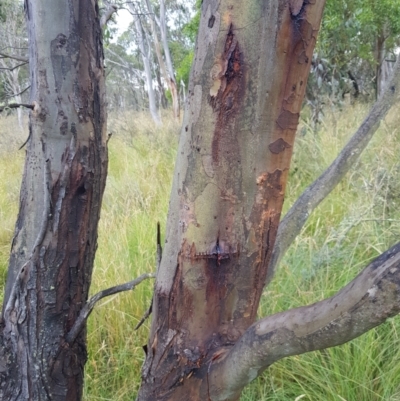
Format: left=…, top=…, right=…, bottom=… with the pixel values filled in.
left=209, top=24, right=244, bottom=164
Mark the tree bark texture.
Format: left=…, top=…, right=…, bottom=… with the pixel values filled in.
left=138, top=1, right=325, bottom=400
left=0, top=1, right=107, bottom=399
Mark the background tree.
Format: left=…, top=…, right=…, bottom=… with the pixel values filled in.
left=0, top=0, right=29, bottom=129
left=310, top=0, right=400, bottom=105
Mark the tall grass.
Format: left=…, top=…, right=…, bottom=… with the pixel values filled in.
left=0, top=103, right=399, bottom=400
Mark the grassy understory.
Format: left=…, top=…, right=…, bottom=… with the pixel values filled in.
left=0, top=103, right=399, bottom=400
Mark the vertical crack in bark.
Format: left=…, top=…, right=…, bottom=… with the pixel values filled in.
left=209, top=24, right=244, bottom=166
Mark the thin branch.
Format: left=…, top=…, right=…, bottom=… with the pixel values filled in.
left=134, top=303, right=152, bottom=330
left=0, top=52, right=28, bottom=63
left=105, top=53, right=144, bottom=81
left=0, top=62, right=28, bottom=71
left=65, top=273, right=155, bottom=344
left=0, top=103, right=34, bottom=112
left=210, top=242, right=400, bottom=400
left=6, top=85, right=30, bottom=99
left=135, top=222, right=162, bottom=330
left=267, top=55, right=400, bottom=285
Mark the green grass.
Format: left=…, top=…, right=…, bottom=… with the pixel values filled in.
left=0, top=103, right=400, bottom=400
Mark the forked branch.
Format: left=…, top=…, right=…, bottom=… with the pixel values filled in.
left=267, top=56, right=400, bottom=285
left=65, top=273, right=155, bottom=344
left=210, top=242, right=400, bottom=400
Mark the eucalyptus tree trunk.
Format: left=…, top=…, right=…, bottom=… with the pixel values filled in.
left=132, top=9, right=161, bottom=126
left=159, top=0, right=180, bottom=120
left=137, top=1, right=326, bottom=399
left=144, top=0, right=180, bottom=120
left=0, top=0, right=107, bottom=399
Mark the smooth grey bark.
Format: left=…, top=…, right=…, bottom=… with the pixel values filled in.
left=0, top=1, right=108, bottom=399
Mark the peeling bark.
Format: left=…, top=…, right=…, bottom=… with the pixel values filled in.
left=137, top=1, right=326, bottom=399
left=0, top=1, right=107, bottom=399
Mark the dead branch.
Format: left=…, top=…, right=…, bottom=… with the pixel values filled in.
left=267, top=55, right=400, bottom=285
left=210, top=242, right=400, bottom=400
left=0, top=52, right=28, bottom=63
left=65, top=273, right=155, bottom=344
left=0, top=103, right=34, bottom=112
left=135, top=223, right=162, bottom=330
left=6, top=85, right=30, bottom=99
left=0, top=62, right=28, bottom=71
left=134, top=302, right=152, bottom=330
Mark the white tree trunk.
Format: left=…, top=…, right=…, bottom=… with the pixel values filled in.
left=132, top=11, right=161, bottom=125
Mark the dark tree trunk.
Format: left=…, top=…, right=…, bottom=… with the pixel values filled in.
left=0, top=1, right=107, bottom=399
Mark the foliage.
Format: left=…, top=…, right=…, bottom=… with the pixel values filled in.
left=181, top=0, right=201, bottom=43
left=307, top=0, right=400, bottom=127
left=174, top=0, right=201, bottom=86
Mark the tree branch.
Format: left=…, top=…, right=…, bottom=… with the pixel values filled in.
left=65, top=273, right=155, bottom=344
left=0, top=52, right=28, bottom=63
left=0, top=62, right=28, bottom=71
left=6, top=85, right=31, bottom=99
left=210, top=242, right=400, bottom=400
left=0, top=103, right=34, bottom=113
left=100, top=4, right=118, bottom=29
left=267, top=55, right=400, bottom=285
left=105, top=51, right=144, bottom=81
left=135, top=223, right=162, bottom=330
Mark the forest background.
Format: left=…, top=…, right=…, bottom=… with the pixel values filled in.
left=1, top=0, right=400, bottom=399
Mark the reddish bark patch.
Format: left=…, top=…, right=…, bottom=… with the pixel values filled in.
left=276, top=110, right=299, bottom=130
left=268, top=138, right=292, bottom=154
left=209, top=25, right=244, bottom=165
